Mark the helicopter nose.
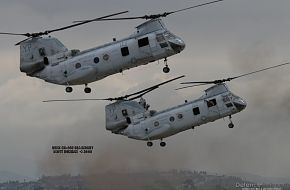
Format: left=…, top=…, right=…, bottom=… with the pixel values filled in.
left=168, top=37, right=185, bottom=53
left=233, top=98, right=247, bottom=111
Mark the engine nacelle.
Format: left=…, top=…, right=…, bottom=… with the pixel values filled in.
left=20, top=60, right=45, bottom=75
left=106, top=119, right=129, bottom=133
left=105, top=100, right=146, bottom=133
left=20, top=36, right=68, bottom=75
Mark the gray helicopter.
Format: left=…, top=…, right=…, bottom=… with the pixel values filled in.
left=0, top=0, right=224, bottom=93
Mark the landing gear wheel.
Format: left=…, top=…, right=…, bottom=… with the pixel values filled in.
left=163, top=58, right=170, bottom=73
left=228, top=115, right=234, bottom=128
left=163, top=66, right=170, bottom=73
left=84, top=87, right=91, bottom=93
left=228, top=123, right=234, bottom=128
left=147, top=141, right=153, bottom=147
left=160, top=141, right=166, bottom=147
left=65, top=86, right=73, bottom=93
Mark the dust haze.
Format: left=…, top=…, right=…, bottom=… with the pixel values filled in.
left=37, top=80, right=192, bottom=176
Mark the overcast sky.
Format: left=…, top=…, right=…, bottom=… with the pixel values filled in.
left=1, top=0, right=290, bottom=180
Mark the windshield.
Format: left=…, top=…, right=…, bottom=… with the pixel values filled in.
left=163, top=31, right=176, bottom=39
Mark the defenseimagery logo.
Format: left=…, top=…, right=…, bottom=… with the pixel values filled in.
left=235, top=182, right=289, bottom=190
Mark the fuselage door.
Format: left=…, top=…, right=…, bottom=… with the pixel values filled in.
left=192, top=102, right=207, bottom=126
left=137, top=35, right=153, bottom=59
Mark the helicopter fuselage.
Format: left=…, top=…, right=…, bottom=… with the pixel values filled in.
left=21, top=19, right=185, bottom=87
left=106, top=84, right=246, bottom=144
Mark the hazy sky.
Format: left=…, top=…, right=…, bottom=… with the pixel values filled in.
left=0, top=0, right=290, bottom=180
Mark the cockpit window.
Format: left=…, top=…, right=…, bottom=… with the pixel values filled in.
left=207, top=99, right=217, bottom=107
left=156, top=33, right=165, bottom=42
left=231, top=93, right=240, bottom=100
left=222, top=95, right=230, bottom=102
left=164, top=31, right=175, bottom=39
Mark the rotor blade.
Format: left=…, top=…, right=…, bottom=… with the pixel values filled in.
left=45, top=11, right=128, bottom=34
left=73, top=16, right=145, bottom=23
left=15, top=37, right=33, bottom=46
left=128, top=87, right=158, bottom=101
left=43, top=98, right=114, bottom=103
left=175, top=83, right=210, bottom=90
left=122, top=75, right=185, bottom=99
left=179, top=61, right=290, bottom=87
left=232, top=61, right=290, bottom=79
left=171, top=0, right=224, bottom=14
left=1, top=11, right=129, bottom=46
left=0, top=32, right=30, bottom=37
left=181, top=81, right=215, bottom=85
left=73, top=0, right=224, bottom=22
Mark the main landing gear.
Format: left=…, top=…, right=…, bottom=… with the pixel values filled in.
left=162, top=58, right=170, bottom=73
left=146, top=140, right=166, bottom=147
left=65, top=84, right=91, bottom=93
left=228, top=115, right=234, bottom=128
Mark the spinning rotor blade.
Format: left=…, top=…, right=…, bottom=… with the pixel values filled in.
left=15, top=37, right=34, bottom=46
left=178, top=62, right=290, bottom=90
left=0, top=11, right=128, bottom=45
left=43, top=75, right=184, bottom=103
left=167, top=0, right=224, bottom=15
left=43, top=98, right=114, bottom=103
left=73, top=0, right=224, bottom=22
left=46, top=11, right=128, bottom=34
left=123, top=75, right=185, bottom=100
left=0, top=32, right=31, bottom=37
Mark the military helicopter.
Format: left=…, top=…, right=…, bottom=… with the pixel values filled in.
left=44, top=62, right=289, bottom=147
left=0, top=0, right=224, bottom=93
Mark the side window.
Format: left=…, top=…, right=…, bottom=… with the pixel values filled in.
left=160, top=42, right=168, bottom=48
left=75, top=63, right=81, bottom=69
left=193, top=107, right=200, bottom=115
left=126, top=117, right=131, bottom=124
left=138, top=37, right=149, bottom=47
left=207, top=99, right=217, bottom=108
left=122, top=109, right=128, bottom=116
left=39, top=48, right=46, bottom=56
left=94, top=57, right=99, bottom=64
left=154, top=121, right=159, bottom=127
left=177, top=113, right=183, bottom=119
left=169, top=116, right=175, bottom=122
left=121, top=47, right=129, bottom=56
left=43, top=57, right=49, bottom=65
left=226, top=103, right=233, bottom=108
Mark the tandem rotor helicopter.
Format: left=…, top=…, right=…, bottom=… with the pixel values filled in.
left=44, top=62, right=290, bottom=147
left=0, top=0, right=224, bottom=93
